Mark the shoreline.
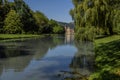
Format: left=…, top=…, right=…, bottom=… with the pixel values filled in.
left=0, top=34, right=65, bottom=42
left=0, top=34, right=42, bottom=42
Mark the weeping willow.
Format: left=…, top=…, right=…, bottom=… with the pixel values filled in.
left=70, top=0, right=120, bottom=41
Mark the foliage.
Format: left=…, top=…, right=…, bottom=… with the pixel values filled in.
left=3, top=10, right=23, bottom=34
left=48, top=19, right=65, bottom=34
left=70, top=0, right=120, bottom=41
left=113, top=10, right=120, bottom=34
left=53, top=25, right=64, bottom=34
left=33, top=11, right=49, bottom=34
left=48, top=19, right=58, bottom=33
left=0, top=0, right=65, bottom=34
left=14, top=0, right=38, bottom=34
left=75, top=26, right=96, bottom=41
left=0, top=0, right=10, bottom=33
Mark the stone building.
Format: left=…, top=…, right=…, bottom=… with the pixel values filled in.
left=65, top=26, right=74, bottom=35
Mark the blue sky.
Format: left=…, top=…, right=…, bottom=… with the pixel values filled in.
left=22, top=0, right=74, bottom=23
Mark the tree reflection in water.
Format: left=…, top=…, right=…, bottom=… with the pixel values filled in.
left=58, top=35, right=95, bottom=80
left=0, top=35, right=94, bottom=80
left=0, top=35, right=65, bottom=77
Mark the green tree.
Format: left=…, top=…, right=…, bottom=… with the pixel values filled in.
left=48, top=19, right=65, bottom=34
left=0, top=0, right=10, bottom=33
left=33, top=11, right=49, bottom=34
left=70, top=0, right=120, bottom=41
left=53, top=25, right=65, bottom=34
left=3, top=10, right=23, bottom=34
left=48, top=19, right=58, bottom=33
left=14, top=0, right=38, bottom=34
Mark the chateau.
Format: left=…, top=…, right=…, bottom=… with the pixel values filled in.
left=65, top=26, right=74, bottom=35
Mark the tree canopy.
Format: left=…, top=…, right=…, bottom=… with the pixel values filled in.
left=3, top=10, right=23, bottom=34
left=70, top=0, right=120, bottom=41
left=0, top=0, right=65, bottom=34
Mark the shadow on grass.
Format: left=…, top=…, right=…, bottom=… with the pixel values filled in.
left=95, top=35, right=110, bottom=39
left=89, top=40, right=120, bottom=80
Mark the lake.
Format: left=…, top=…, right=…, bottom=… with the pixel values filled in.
left=0, top=35, right=94, bottom=80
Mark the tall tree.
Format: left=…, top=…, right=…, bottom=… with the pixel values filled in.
left=14, top=0, right=38, bottom=34
left=33, top=11, right=49, bottom=34
left=3, top=10, right=23, bottom=34
left=0, top=0, right=10, bottom=33
left=70, top=0, right=120, bottom=41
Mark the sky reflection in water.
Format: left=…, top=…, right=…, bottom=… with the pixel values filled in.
left=0, top=35, right=94, bottom=80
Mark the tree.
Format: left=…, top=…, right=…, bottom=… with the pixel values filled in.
left=70, top=0, right=120, bottom=41
left=53, top=25, right=65, bottom=34
left=0, top=0, right=10, bottom=33
left=14, top=0, right=38, bottom=34
left=3, top=10, right=23, bottom=34
left=33, top=11, right=49, bottom=34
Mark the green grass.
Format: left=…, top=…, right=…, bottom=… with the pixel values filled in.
left=89, top=35, right=120, bottom=80
left=0, top=34, right=41, bottom=40
left=94, top=35, right=120, bottom=45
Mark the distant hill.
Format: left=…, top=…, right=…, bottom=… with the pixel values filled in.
left=57, top=21, right=75, bottom=29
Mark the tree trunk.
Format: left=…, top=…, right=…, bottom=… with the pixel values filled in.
left=109, top=26, right=113, bottom=35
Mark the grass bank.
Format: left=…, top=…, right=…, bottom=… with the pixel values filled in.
left=0, top=34, right=45, bottom=58
left=94, top=35, right=120, bottom=45
left=89, top=35, right=120, bottom=80
left=0, top=34, right=42, bottom=40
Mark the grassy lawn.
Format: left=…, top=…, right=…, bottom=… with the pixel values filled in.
left=89, top=35, right=120, bottom=80
left=94, top=35, right=120, bottom=45
left=0, top=34, right=41, bottom=40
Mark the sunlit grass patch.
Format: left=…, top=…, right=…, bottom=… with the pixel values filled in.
left=94, top=35, right=120, bottom=45
left=0, top=34, right=41, bottom=40
left=90, top=35, right=120, bottom=80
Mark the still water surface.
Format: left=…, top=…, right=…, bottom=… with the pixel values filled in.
left=0, top=35, right=94, bottom=80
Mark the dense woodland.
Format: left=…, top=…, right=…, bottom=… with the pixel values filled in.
left=0, top=0, right=65, bottom=34
left=70, top=0, right=120, bottom=41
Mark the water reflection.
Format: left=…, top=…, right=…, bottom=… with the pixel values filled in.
left=70, top=41, right=94, bottom=73
left=58, top=41, right=94, bottom=80
left=0, top=46, right=6, bottom=58
left=65, top=34, right=74, bottom=45
left=69, top=41, right=94, bottom=79
left=0, top=35, right=94, bottom=80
